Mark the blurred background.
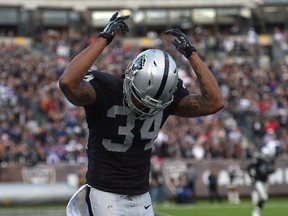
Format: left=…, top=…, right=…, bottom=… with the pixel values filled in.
left=0, top=0, right=287, bottom=209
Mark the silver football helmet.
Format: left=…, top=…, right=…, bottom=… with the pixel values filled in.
left=261, top=140, right=278, bottom=160
left=123, top=49, right=178, bottom=119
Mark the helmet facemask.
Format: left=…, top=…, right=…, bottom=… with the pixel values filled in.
left=123, top=49, right=178, bottom=119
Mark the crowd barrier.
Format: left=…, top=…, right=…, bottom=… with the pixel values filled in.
left=162, top=158, right=288, bottom=197
left=0, top=158, right=287, bottom=205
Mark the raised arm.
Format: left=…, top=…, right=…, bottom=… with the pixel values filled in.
left=58, top=12, right=129, bottom=106
left=165, top=28, right=225, bottom=117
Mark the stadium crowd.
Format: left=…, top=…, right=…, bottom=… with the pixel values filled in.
left=0, top=26, right=288, bottom=167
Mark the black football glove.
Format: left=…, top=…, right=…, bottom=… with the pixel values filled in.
left=165, top=28, right=196, bottom=58
left=99, top=12, right=129, bottom=45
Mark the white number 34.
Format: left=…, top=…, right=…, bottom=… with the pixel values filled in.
left=102, top=105, right=162, bottom=152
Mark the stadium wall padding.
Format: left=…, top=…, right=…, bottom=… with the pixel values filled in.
left=0, top=159, right=287, bottom=204
left=0, top=183, right=76, bottom=205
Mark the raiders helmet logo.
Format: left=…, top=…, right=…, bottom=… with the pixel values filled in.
left=132, top=54, right=146, bottom=72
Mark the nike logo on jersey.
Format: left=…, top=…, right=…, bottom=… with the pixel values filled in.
left=144, top=204, right=151, bottom=209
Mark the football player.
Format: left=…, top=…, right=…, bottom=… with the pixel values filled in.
left=227, top=164, right=242, bottom=204
left=247, top=141, right=278, bottom=216
left=59, top=12, right=224, bottom=216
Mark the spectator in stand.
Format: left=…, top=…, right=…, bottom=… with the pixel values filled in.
left=1, top=25, right=288, bottom=166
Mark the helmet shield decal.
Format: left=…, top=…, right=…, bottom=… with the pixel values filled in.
left=131, top=54, right=146, bottom=72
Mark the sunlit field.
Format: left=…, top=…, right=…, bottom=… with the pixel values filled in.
left=0, top=197, right=287, bottom=216
left=154, top=197, right=288, bottom=216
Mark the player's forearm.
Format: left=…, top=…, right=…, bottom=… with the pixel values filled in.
left=188, top=52, right=224, bottom=110
left=59, top=38, right=107, bottom=87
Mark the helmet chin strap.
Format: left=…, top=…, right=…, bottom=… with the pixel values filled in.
left=123, top=94, right=140, bottom=118
left=123, top=94, right=161, bottom=120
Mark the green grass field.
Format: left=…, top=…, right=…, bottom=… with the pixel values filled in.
left=0, top=197, right=287, bottom=216
left=154, top=198, right=288, bottom=216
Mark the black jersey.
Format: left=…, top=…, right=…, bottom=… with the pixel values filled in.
left=83, top=70, right=189, bottom=195
left=247, top=156, right=275, bottom=183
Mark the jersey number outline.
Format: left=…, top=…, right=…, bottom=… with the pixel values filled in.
left=102, top=105, right=162, bottom=152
